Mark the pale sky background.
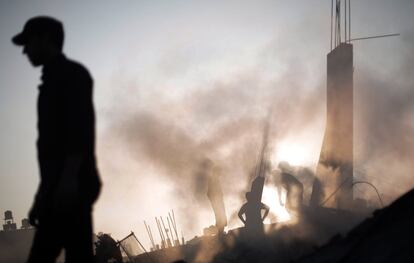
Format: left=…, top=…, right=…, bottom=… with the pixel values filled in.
left=1, top=0, right=413, bottom=249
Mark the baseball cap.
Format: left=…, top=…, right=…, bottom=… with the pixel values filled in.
left=12, top=16, right=64, bottom=46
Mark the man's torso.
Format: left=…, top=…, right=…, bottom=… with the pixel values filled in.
left=37, top=54, right=100, bottom=206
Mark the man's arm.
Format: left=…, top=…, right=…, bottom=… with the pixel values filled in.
left=29, top=187, right=43, bottom=227
left=54, top=63, right=93, bottom=212
left=261, top=203, right=270, bottom=221
left=277, top=185, right=285, bottom=206
left=238, top=205, right=246, bottom=224
left=53, top=154, right=84, bottom=212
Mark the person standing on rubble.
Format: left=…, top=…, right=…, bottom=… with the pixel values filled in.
left=238, top=191, right=269, bottom=235
left=12, top=16, right=101, bottom=262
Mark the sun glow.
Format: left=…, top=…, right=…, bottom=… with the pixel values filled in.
left=271, top=135, right=322, bottom=168
left=261, top=185, right=291, bottom=223
left=273, top=141, right=310, bottom=166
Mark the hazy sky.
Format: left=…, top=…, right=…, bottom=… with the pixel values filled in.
left=1, top=0, right=413, bottom=248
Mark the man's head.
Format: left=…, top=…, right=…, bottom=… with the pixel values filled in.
left=12, top=16, right=64, bottom=66
left=278, top=161, right=293, bottom=174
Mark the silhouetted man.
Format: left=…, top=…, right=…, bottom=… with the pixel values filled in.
left=12, top=16, right=101, bottom=262
left=275, top=162, right=304, bottom=214
left=238, top=192, right=269, bottom=235
left=206, top=164, right=227, bottom=235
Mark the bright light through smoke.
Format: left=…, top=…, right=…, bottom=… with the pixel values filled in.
left=262, top=185, right=291, bottom=223
left=271, top=136, right=321, bottom=168
left=274, top=142, right=309, bottom=166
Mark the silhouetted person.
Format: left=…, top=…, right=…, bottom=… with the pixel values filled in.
left=12, top=16, right=101, bottom=262
left=207, top=165, right=227, bottom=235
left=275, top=162, right=303, bottom=214
left=238, top=192, right=269, bottom=236
left=95, top=233, right=122, bottom=263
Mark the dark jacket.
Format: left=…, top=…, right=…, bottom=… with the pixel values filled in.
left=37, top=53, right=101, bottom=207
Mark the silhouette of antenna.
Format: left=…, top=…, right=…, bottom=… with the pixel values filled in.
left=330, top=0, right=399, bottom=50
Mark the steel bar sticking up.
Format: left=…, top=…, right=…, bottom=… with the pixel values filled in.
left=331, top=0, right=351, bottom=47
left=158, top=217, right=166, bottom=243
left=348, top=0, right=351, bottom=42
left=352, top=181, right=384, bottom=207
left=149, top=226, right=154, bottom=246
left=344, top=0, right=348, bottom=43
left=144, top=221, right=155, bottom=249
left=181, top=230, right=185, bottom=245
left=169, top=211, right=179, bottom=242
left=173, top=210, right=183, bottom=244
left=155, top=217, right=165, bottom=248
left=330, top=0, right=399, bottom=48
left=331, top=0, right=333, bottom=50
left=167, top=216, right=175, bottom=245
left=349, top=33, right=400, bottom=42
left=172, top=210, right=177, bottom=231
left=144, top=221, right=150, bottom=246
left=336, top=0, right=340, bottom=46
left=160, top=217, right=169, bottom=241
left=161, top=217, right=172, bottom=247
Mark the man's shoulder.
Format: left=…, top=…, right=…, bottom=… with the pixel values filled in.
left=60, top=56, right=92, bottom=82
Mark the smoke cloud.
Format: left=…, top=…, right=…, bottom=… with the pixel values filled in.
left=94, top=33, right=413, bottom=244
left=354, top=33, right=414, bottom=205
left=96, top=42, right=325, bottom=240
